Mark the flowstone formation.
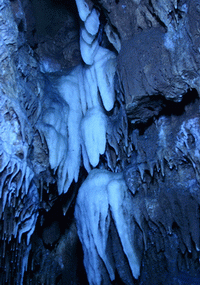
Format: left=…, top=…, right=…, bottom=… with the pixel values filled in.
left=1, top=0, right=200, bottom=284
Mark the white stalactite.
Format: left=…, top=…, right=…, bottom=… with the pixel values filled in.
left=81, top=107, right=107, bottom=167
left=75, top=0, right=91, bottom=22
left=39, top=4, right=117, bottom=193
left=84, top=8, right=100, bottom=36
left=75, top=169, right=142, bottom=284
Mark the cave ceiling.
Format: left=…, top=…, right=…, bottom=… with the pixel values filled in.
left=1, top=0, right=200, bottom=284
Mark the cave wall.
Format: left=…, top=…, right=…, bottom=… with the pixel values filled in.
left=1, top=0, right=200, bottom=284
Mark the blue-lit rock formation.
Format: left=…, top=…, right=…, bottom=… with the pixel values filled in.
left=1, top=0, right=200, bottom=284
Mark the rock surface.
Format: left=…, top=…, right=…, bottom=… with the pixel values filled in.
left=1, top=0, right=200, bottom=284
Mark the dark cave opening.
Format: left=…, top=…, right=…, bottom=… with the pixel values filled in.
left=30, top=0, right=79, bottom=37
left=25, top=179, right=89, bottom=284
left=22, top=0, right=81, bottom=70
left=24, top=164, right=90, bottom=283
left=160, top=88, right=199, bottom=117
left=128, top=88, right=199, bottom=136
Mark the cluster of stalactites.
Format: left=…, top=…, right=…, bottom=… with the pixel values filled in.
left=0, top=94, right=39, bottom=284
left=38, top=0, right=117, bottom=194
left=74, top=110, right=200, bottom=284
left=75, top=169, right=142, bottom=285
left=130, top=110, right=200, bottom=183
left=0, top=239, right=31, bottom=285
left=0, top=95, right=39, bottom=244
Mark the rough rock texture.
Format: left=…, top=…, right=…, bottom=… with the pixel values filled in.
left=117, top=2, right=200, bottom=125
left=124, top=95, right=200, bottom=284
left=92, top=0, right=159, bottom=41
left=0, top=1, right=42, bottom=283
left=1, top=0, right=200, bottom=284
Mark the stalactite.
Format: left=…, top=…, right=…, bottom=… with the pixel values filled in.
left=37, top=1, right=118, bottom=195
left=2, top=0, right=200, bottom=283
left=75, top=169, right=143, bottom=284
